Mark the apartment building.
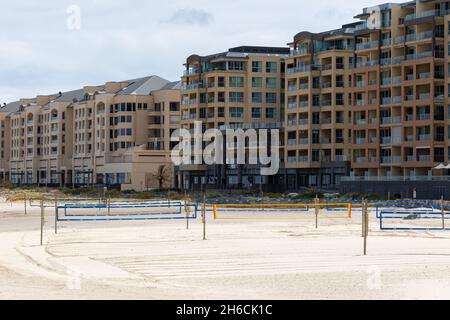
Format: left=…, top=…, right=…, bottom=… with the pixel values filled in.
left=339, top=0, right=450, bottom=198
left=285, top=28, right=354, bottom=190
left=179, top=46, right=289, bottom=191
left=3, top=76, right=181, bottom=191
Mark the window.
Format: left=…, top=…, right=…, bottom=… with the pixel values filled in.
left=218, top=92, right=225, bottom=103
left=266, top=93, right=277, bottom=104
left=227, top=61, right=244, bottom=71
left=229, top=92, right=244, bottom=103
left=266, top=62, right=277, bottom=73
left=252, top=92, right=262, bottom=103
left=218, top=77, right=225, bottom=87
left=252, top=77, right=262, bottom=88
left=218, top=107, right=225, bottom=117
left=265, top=108, right=275, bottom=119
left=252, top=61, right=262, bottom=72
left=266, top=78, right=277, bottom=89
left=229, top=77, right=244, bottom=88
left=229, top=107, right=244, bottom=118
left=252, top=108, right=261, bottom=118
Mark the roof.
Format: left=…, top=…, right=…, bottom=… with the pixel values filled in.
left=117, top=75, right=170, bottom=95
left=0, top=101, right=21, bottom=113
left=159, top=81, right=182, bottom=91
left=53, top=88, right=86, bottom=103
left=2, top=75, right=177, bottom=111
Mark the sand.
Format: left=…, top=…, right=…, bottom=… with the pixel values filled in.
left=1, top=199, right=450, bottom=300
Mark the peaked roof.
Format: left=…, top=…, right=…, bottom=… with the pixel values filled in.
left=0, top=101, right=22, bottom=113
left=117, top=75, right=170, bottom=95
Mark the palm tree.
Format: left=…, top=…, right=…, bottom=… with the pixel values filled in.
left=152, top=165, right=170, bottom=190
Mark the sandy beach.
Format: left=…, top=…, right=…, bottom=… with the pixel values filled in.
left=1, top=199, right=450, bottom=300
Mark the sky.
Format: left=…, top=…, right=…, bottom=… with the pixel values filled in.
left=0, top=0, right=406, bottom=103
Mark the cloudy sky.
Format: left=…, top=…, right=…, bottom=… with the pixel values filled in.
left=0, top=0, right=405, bottom=103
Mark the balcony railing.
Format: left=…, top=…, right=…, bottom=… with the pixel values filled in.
left=417, top=114, right=431, bottom=121
left=356, top=40, right=378, bottom=51
left=299, top=83, right=309, bottom=90
left=404, top=9, right=449, bottom=22
left=288, top=102, right=298, bottom=109
left=290, top=48, right=309, bottom=56
left=417, top=134, right=431, bottom=141
left=355, top=138, right=366, bottom=145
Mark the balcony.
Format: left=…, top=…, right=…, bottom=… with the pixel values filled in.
left=298, top=119, right=309, bottom=125
left=381, top=117, right=392, bottom=125
left=183, top=69, right=199, bottom=76
left=380, top=58, right=392, bottom=66
left=287, top=119, right=297, bottom=126
left=381, top=97, right=392, bottom=105
left=417, top=114, right=431, bottom=121
left=356, top=40, right=378, bottom=51
left=404, top=9, right=449, bottom=22
left=382, top=38, right=392, bottom=46
left=356, top=81, right=366, bottom=88
left=290, top=48, right=309, bottom=56
left=298, top=156, right=308, bottom=162
left=381, top=137, right=392, bottom=144
left=287, top=65, right=317, bottom=74
left=321, top=100, right=332, bottom=107
left=418, top=72, right=431, bottom=80
left=392, top=56, right=404, bottom=65
left=417, top=93, right=431, bottom=100
left=299, top=83, right=309, bottom=90
left=287, top=139, right=297, bottom=146
left=417, top=134, right=431, bottom=141
left=299, top=138, right=308, bottom=145
left=288, top=102, right=298, bottom=109
left=288, top=85, right=297, bottom=92
left=381, top=156, right=392, bottom=164
left=182, top=83, right=203, bottom=90
left=418, top=155, right=431, bottom=161
left=322, top=82, right=332, bottom=89
left=299, top=101, right=309, bottom=108
left=356, top=60, right=378, bottom=68
left=355, top=138, right=367, bottom=145
left=394, top=36, right=405, bottom=45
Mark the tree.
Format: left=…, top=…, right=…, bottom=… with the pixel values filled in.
left=152, top=165, right=170, bottom=190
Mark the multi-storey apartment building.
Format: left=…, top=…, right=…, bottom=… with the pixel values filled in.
left=340, top=0, right=450, bottom=198
left=285, top=28, right=354, bottom=190
left=3, top=76, right=181, bottom=191
left=178, top=1, right=450, bottom=198
left=179, top=46, right=289, bottom=191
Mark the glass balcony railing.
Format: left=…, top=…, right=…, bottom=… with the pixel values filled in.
left=404, top=9, right=449, bottom=22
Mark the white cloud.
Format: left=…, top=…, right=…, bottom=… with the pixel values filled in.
left=164, top=8, right=213, bottom=26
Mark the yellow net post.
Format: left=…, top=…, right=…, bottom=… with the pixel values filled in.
left=348, top=203, right=352, bottom=218
left=314, top=195, right=319, bottom=229
left=213, top=205, right=217, bottom=220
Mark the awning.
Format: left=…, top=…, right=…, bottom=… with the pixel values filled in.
left=433, top=164, right=447, bottom=170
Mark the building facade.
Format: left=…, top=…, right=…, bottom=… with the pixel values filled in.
left=178, top=46, right=289, bottom=191
left=341, top=0, right=450, bottom=198
left=3, top=76, right=180, bottom=191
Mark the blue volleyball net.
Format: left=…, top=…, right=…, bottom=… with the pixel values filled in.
left=379, top=209, right=450, bottom=231
left=56, top=201, right=197, bottom=222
